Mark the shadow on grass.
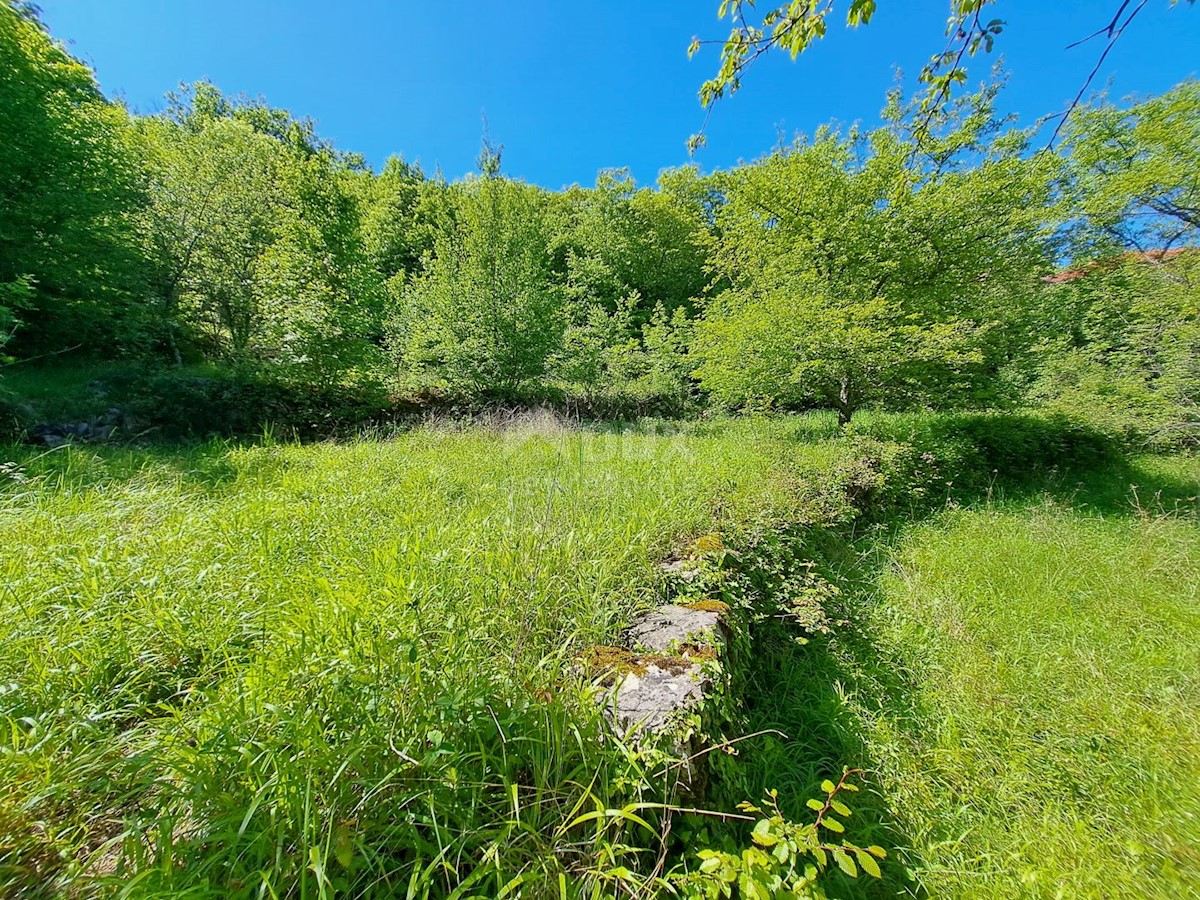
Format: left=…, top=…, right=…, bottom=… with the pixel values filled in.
left=728, top=530, right=926, bottom=898
left=0, top=440, right=257, bottom=494
left=723, top=449, right=1198, bottom=897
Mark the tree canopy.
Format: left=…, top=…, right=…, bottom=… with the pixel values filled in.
left=689, top=1, right=1195, bottom=151
left=1, top=0, right=1197, bottom=439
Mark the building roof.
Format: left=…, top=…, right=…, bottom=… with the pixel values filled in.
left=1042, top=248, right=1193, bottom=284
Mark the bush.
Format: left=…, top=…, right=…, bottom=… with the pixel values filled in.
left=0, top=390, right=23, bottom=442
left=837, top=411, right=1117, bottom=517
left=125, top=369, right=399, bottom=439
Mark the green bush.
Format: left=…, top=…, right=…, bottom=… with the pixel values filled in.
left=125, top=369, right=397, bottom=439
left=0, top=390, right=23, bottom=442
left=802, top=411, right=1119, bottom=521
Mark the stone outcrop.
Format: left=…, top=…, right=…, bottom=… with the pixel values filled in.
left=26, top=408, right=125, bottom=447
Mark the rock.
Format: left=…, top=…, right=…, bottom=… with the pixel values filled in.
left=659, top=559, right=701, bottom=581
left=582, top=602, right=731, bottom=744
left=603, top=660, right=707, bottom=736
left=626, top=605, right=722, bottom=653
left=24, top=410, right=124, bottom=445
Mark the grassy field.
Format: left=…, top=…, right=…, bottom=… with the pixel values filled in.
left=790, top=455, right=1200, bottom=899
left=2, top=411, right=1198, bottom=898
left=0, top=416, right=843, bottom=898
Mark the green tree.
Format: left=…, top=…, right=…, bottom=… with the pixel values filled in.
left=689, top=1, right=1193, bottom=152
left=1031, top=253, right=1200, bottom=445
left=1061, top=79, right=1200, bottom=254
left=389, top=176, right=566, bottom=399
left=0, top=1, right=145, bottom=353
left=555, top=169, right=712, bottom=323
left=361, top=156, right=431, bottom=286
left=134, top=115, right=288, bottom=361
left=543, top=169, right=712, bottom=410
left=694, top=86, right=1054, bottom=424
left=1029, top=80, right=1200, bottom=445
left=135, top=86, right=382, bottom=379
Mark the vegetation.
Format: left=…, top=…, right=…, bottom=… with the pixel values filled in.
left=3, top=1, right=1200, bottom=897
left=3, top=1, right=1198, bottom=438
left=689, top=1, right=1195, bottom=150
left=0, top=418, right=838, bottom=897
left=713, top=444, right=1200, bottom=899
left=859, top=457, right=1200, bottom=897
left=692, top=85, right=1053, bottom=423
left=2, top=414, right=1196, bottom=897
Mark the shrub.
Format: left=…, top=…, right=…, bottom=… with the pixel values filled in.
left=125, top=369, right=398, bottom=439
left=835, top=411, right=1117, bottom=517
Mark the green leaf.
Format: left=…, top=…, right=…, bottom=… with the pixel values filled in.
left=855, top=849, right=882, bottom=878
left=833, top=848, right=858, bottom=878
left=805, top=798, right=825, bottom=812
left=830, top=799, right=851, bottom=817
left=821, top=816, right=845, bottom=833
left=751, top=820, right=780, bottom=847
left=820, top=779, right=836, bottom=793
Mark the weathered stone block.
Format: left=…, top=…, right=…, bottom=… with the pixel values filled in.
left=626, top=604, right=721, bottom=653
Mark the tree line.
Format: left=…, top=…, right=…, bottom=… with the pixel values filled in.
left=2, top=2, right=1197, bottom=438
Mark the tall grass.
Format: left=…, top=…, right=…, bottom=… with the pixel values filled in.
left=7, top=412, right=1197, bottom=897
left=0, top=418, right=834, bottom=897
left=815, top=456, right=1200, bottom=898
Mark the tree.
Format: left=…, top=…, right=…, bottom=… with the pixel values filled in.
left=135, top=85, right=382, bottom=378
left=554, top=169, right=712, bottom=324
left=1061, top=79, right=1200, bottom=255
left=689, top=1, right=1193, bottom=152
left=389, top=176, right=566, bottom=399
left=1030, top=252, right=1200, bottom=445
left=134, top=115, right=288, bottom=361
left=360, top=156, right=433, bottom=291
left=693, top=85, right=1055, bottom=424
left=0, top=1, right=145, bottom=353
left=1030, top=80, right=1200, bottom=444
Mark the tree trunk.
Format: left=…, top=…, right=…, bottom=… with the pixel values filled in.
left=167, top=327, right=183, bottom=368
left=162, top=284, right=183, bottom=367
left=836, top=373, right=854, bottom=427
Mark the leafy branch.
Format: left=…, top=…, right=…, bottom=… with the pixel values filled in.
left=673, top=767, right=887, bottom=898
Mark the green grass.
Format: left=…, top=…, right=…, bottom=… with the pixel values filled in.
left=825, top=456, right=1200, bottom=898
left=5, top=409, right=1199, bottom=898
left=0, top=416, right=839, bottom=898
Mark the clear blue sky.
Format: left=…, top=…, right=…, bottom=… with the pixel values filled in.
left=35, top=0, right=1200, bottom=189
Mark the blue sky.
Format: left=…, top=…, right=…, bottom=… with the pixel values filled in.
left=36, top=1, right=1200, bottom=189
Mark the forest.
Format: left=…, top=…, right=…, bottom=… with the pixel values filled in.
left=2, top=1, right=1198, bottom=439
left=2, top=1, right=1199, bottom=898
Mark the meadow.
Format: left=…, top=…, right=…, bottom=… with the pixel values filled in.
left=862, top=458, right=1200, bottom=898
left=5, top=3, right=1199, bottom=896
left=734, top=453, right=1200, bottom=899
left=0, top=411, right=1195, bottom=898
left=1, top=416, right=846, bottom=898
